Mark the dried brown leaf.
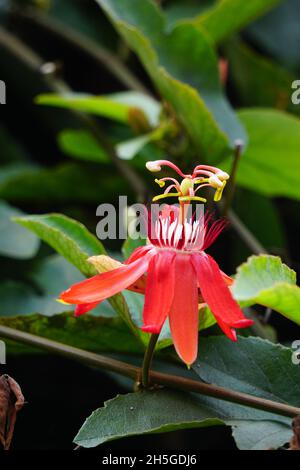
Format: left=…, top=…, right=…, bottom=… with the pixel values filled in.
left=0, top=374, right=25, bottom=450
left=289, top=416, right=300, bottom=450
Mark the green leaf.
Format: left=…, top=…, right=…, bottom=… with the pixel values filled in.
left=0, top=275, right=114, bottom=319
left=48, top=0, right=117, bottom=49
left=74, top=389, right=224, bottom=447
left=232, top=420, right=292, bottom=450
left=247, top=0, right=300, bottom=71
left=0, top=255, right=86, bottom=318
left=164, top=0, right=213, bottom=30
left=95, top=0, right=246, bottom=163
left=36, top=93, right=131, bottom=123
left=221, top=109, right=300, bottom=200
left=30, top=255, right=83, bottom=298
left=122, top=236, right=145, bottom=260
left=0, top=254, right=96, bottom=318
left=195, top=336, right=298, bottom=404
left=31, top=255, right=116, bottom=318
left=58, top=129, right=109, bottom=163
left=116, top=134, right=154, bottom=160
left=0, top=162, right=132, bottom=204
left=13, top=214, right=143, bottom=339
left=193, top=335, right=298, bottom=449
left=0, top=281, right=67, bottom=317
left=227, top=40, right=297, bottom=113
left=13, top=213, right=105, bottom=277
left=75, top=336, right=298, bottom=449
left=199, top=307, right=217, bottom=331
left=232, top=255, right=300, bottom=325
left=36, top=91, right=159, bottom=128
left=0, top=312, right=143, bottom=355
left=196, top=0, right=282, bottom=45
left=2, top=254, right=112, bottom=318
left=0, top=201, right=40, bottom=259
left=108, top=91, right=161, bottom=127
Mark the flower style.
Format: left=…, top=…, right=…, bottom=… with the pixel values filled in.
left=60, top=160, right=253, bottom=365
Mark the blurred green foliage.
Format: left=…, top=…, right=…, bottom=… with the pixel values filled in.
left=1, top=0, right=300, bottom=450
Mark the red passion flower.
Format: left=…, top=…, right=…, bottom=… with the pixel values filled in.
left=60, top=159, right=253, bottom=365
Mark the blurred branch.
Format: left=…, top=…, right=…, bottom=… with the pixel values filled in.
left=81, top=114, right=148, bottom=201
left=217, top=142, right=268, bottom=255
left=0, top=325, right=299, bottom=419
left=246, top=308, right=275, bottom=340
left=222, top=140, right=243, bottom=216
left=0, top=25, right=67, bottom=93
left=11, top=6, right=150, bottom=95
left=0, top=23, right=147, bottom=200
left=228, top=209, right=269, bottom=255
left=0, top=25, right=41, bottom=69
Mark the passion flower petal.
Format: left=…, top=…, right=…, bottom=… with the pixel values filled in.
left=142, top=250, right=176, bottom=334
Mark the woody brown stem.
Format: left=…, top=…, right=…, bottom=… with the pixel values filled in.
left=0, top=325, right=299, bottom=419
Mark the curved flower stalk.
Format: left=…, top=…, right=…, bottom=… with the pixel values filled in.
left=60, top=160, right=253, bottom=365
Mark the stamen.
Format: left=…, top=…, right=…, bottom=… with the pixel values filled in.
left=193, top=169, right=214, bottom=178
left=155, top=178, right=165, bottom=188
left=193, top=178, right=209, bottom=185
left=165, top=184, right=179, bottom=194
left=214, top=181, right=227, bottom=202
left=152, top=192, right=181, bottom=202
left=179, top=196, right=207, bottom=203
left=147, top=159, right=230, bottom=223
left=193, top=164, right=229, bottom=179
left=209, top=174, right=225, bottom=189
left=146, top=160, right=188, bottom=178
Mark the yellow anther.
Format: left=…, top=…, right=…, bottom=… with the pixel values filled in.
left=194, top=178, right=209, bottom=185
left=155, top=178, right=165, bottom=188
left=152, top=192, right=181, bottom=202
left=208, top=174, right=224, bottom=189
left=214, top=181, right=227, bottom=202
left=179, top=196, right=207, bottom=203
left=216, top=170, right=230, bottom=181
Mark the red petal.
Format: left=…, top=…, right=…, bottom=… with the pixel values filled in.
left=124, top=245, right=152, bottom=265
left=60, top=250, right=154, bottom=304
left=191, top=253, right=254, bottom=331
left=74, top=302, right=100, bottom=317
left=127, top=275, right=146, bottom=294
left=141, top=251, right=176, bottom=334
left=169, top=254, right=199, bottom=365
left=221, top=271, right=234, bottom=286
left=214, top=318, right=237, bottom=342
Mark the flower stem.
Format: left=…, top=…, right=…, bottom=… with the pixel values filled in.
left=1, top=325, right=299, bottom=418
left=141, top=333, right=159, bottom=388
